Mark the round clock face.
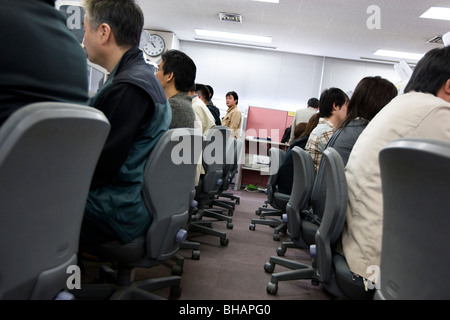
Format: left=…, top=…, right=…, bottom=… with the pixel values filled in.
left=142, top=34, right=165, bottom=57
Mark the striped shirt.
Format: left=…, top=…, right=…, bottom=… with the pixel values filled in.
left=305, top=117, right=335, bottom=172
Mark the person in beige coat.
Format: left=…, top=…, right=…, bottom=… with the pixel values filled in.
left=340, top=46, right=450, bottom=283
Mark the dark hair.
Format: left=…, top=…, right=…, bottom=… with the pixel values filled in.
left=300, top=113, right=320, bottom=138
left=161, top=49, right=196, bottom=92
left=195, top=83, right=210, bottom=102
left=226, top=91, right=239, bottom=105
left=206, top=85, right=214, bottom=98
left=339, top=76, right=398, bottom=128
left=308, top=98, right=319, bottom=109
left=84, top=0, right=143, bottom=47
left=318, top=88, right=349, bottom=118
left=293, top=122, right=307, bottom=140
left=404, top=46, right=450, bottom=96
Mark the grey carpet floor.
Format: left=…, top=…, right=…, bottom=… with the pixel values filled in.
left=132, top=189, right=333, bottom=300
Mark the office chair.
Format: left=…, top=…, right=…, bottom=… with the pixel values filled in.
left=276, top=147, right=325, bottom=256
left=208, top=137, right=237, bottom=215
left=249, top=147, right=289, bottom=241
left=265, top=148, right=372, bottom=299
left=213, top=138, right=243, bottom=206
left=275, top=147, right=316, bottom=257
left=0, top=102, right=110, bottom=300
left=74, top=128, right=202, bottom=299
left=189, top=126, right=231, bottom=246
left=375, top=138, right=450, bottom=299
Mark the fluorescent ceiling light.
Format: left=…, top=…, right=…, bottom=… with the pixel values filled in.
left=373, top=49, right=424, bottom=61
left=195, top=29, right=272, bottom=44
left=420, top=7, right=450, bottom=21
left=252, top=0, right=280, bottom=3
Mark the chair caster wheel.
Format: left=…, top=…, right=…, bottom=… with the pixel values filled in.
left=170, top=284, right=182, bottom=299
left=311, top=279, right=320, bottom=286
left=220, top=238, right=229, bottom=246
left=264, top=262, right=275, bottom=273
left=273, top=233, right=280, bottom=241
left=276, top=247, right=286, bottom=256
left=172, top=265, right=183, bottom=276
left=255, top=209, right=261, bottom=215
left=192, top=250, right=200, bottom=260
left=227, top=222, right=233, bottom=229
left=249, top=223, right=255, bottom=231
left=236, top=199, right=240, bottom=205
left=266, top=282, right=278, bottom=295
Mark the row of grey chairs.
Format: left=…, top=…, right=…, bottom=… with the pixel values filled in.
left=0, top=101, right=205, bottom=300
left=262, top=138, right=450, bottom=300
left=187, top=126, right=242, bottom=247
left=249, top=148, right=289, bottom=241
left=264, top=146, right=371, bottom=298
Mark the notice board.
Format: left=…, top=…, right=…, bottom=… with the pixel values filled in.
left=246, top=106, right=294, bottom=143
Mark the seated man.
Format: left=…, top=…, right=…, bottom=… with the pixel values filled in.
left=341, top=46, right=450, bottom=282
left=0, top=0, right=89, bottom=126
left=305, top=88, right=348, bottom=172
left=81, top=0, right=171, bottom=245
left=277, top=114, right=319, bottom=194
left=156, top=50, right=196, bottom=129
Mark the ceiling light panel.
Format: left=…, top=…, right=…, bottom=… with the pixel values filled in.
left=420, top=7, right=450, bottom=21
left=373, top=49, right=425, bottom=61
left=195, top=29, right=272, bottom=44
left=251, top=0, right=280, bottom=3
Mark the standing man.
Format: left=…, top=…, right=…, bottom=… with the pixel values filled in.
left=222, top=91, right=242, bottom=139
left=81, top=0, right=171, bottom=245
left=0, top=0, right=89, bottom=127
left=155, top=50, right=196, bottom=129
left=289, top=98, right=319, bottom=143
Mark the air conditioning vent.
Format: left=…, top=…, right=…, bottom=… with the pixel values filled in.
left=427, top=35, right=443, bottom=44
left=219, top=12, right=243, bottom=23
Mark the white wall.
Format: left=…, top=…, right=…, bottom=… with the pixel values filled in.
left=180, top=41, right=401, bottom=116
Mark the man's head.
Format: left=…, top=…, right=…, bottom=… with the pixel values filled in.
left=226, top=91, right=239, bottom=108
left=206, top=85, right=214, bottom=99
left=156, top=49, right=196, bottom=96
left=83, top=0, right=143, bottom=68
left=195, top=84, right=211, bottom=104
left=405, top=46, right=450, bottom=103
left=319, top=87, right=349, bottom=125
left=307, top=98, right=319, bottom=109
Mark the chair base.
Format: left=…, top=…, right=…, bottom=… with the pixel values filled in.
left=264, top=256, right=318, bottom=295
left=249, top=218, right=287, bottom=241
left=71, top=264, right=182, bottom=300
left=188, top=221, right=230, bottom=247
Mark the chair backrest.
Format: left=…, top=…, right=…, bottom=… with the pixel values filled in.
left=309, top=155, right=328, bottom=220
left=376, top=138, right=450, bottom=299
left=221, top=137, right=236, bottom=190
left=314, top=147, right=348, bottom=284
left=201, top=126, right=230, bottom=195
left=0, top=102, right=110, bottom=300
left=227, top=138, right=243, bottom=184
left=267, top=147, right=286, bottom=204
left=285, top=146, right=316, bottom=239
left=144, top=128, right=203, bottom=261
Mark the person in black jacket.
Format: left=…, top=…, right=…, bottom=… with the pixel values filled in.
left=205, top=85, right=222, bottom=125
left=0, top=0, right=89, bottom=126
left=277, top=114, right=320, bottom=194
left=81, top=0, right=171, bottom=245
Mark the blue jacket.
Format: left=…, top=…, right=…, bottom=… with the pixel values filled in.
left=86, top=47, right=171, bottom=244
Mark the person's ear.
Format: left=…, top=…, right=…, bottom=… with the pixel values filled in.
left=99, top=23, right=112, bottom=44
